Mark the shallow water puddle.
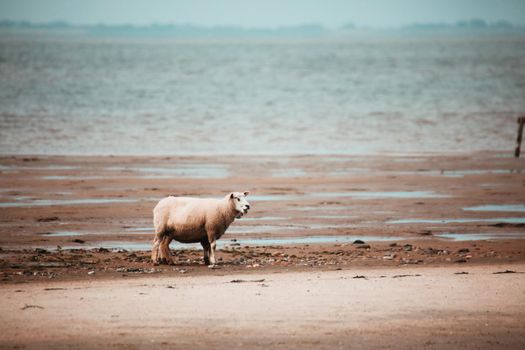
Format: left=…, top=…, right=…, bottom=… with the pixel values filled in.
left=106, top=164, right=229, bottom=178
left=308, top=215, right=357, bottom=219
left=291, top=206, right=349, bottom=211
left=271, top=169, right=306, bottom=177
left=125, top=227, right=152, bottom=232
left=223, top=235, right=403, bottom=246
left=463, top=205, right=525, bottom=212
left=436, top=232, right=525, bottom=241
left=41, top=175, right=106, bottom=180
left=227, top=225, right=307, bottom=233
left=42, top=231, right=83, bottom=237
left=36, top=231, right=525, bottom=251
left=265, top=166, right=524, bottom=178
left=386, top=217, right=525, bottom=224
left=311, top=191, right=448, bottom=199
left=50, top=221, right=359, bottom=238
left=125, top=224, right=351, bottom=234
left=440, top=169, right=522, bottom=176
left=56, top=235, right=409, bottom=251
left=0, top=165, right=79, bottom=172
left=240, top=216, right=287, bottom=221
left=0, top=198, right=138, bottom=207
left=251, top=190, right=448, bottom=201
left=400, top=169, right=522, bottom=177
left=123, top=225, right=303, bottom=234
left=249, top=194, right=305, bottom=201
left=270, top=166, right=478, bottom=178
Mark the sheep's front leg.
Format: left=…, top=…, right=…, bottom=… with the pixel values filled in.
left=151, top=235, right=162, bottom=264
left=208, top=240, right=217, bottom=267
left=206, top=233, right=218, bottom=267
left=200, top=239, right=211, bottom=265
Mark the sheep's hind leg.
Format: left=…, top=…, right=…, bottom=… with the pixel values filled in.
left=200, top=239, right=211, bottom=265
left=152, top=218, right=167, bottom=264
left=159, top=235, right=174, bottom=265
left=151, top=234, right=162, bottom=264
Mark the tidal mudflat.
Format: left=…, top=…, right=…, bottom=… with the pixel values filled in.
left=1, top=152, right=524, bottom=349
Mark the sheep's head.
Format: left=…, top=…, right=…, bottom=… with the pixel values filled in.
left=229, top=191, right=250, bottom=219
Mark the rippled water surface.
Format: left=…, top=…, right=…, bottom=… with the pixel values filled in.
left=1, top=33, right=524, bottom=155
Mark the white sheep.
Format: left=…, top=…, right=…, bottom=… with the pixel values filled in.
left=151, top=191, right=250, bottom=266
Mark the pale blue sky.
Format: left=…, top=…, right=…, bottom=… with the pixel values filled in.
left=1, top=0, right=524, bottom=28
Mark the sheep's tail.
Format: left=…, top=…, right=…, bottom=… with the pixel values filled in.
left=153, top=220, right=166, bottom=239
left=153, top=209, right=166, bottom=239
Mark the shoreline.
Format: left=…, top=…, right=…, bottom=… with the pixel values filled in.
left=1, top=151, right=524, bottom=284
left=0, top=149, right=517, bottom=157
left=1, top=238, right=525, bottom=285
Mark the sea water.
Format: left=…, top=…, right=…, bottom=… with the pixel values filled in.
left=1, top=32, right=524, bottom=155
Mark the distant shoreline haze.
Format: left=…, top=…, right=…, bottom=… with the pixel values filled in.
left=0, top=19, right=523, bottom=37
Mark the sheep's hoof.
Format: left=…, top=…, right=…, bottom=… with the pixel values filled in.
left=208, top=264, right=220, bottom=269
left=156, top=258, right=173, bottom=265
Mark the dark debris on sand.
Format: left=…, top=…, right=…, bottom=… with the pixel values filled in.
left=0, top=241, right=522, bottom=283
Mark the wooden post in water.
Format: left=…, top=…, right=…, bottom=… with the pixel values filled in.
left=515, top=116, right=525, bottom=158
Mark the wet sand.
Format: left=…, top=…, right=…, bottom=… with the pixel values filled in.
left=1, top=264, right=524, bottom=349
left=1, top=152, right=525, bottom=348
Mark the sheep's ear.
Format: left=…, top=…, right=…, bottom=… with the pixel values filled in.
left=230, top=192, right=234, bottom=199
left=243, top=191, right=250, bottom=197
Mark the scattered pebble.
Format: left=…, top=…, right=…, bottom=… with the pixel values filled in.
left=36, top=216, right=60, bottom=222
left=21, top=304, right=44, bottom=310
left=418, top=230, right=432, bottom=236
left=230, top=279, right=265, bottom=283
left=392, top=274, right=421, bottom=278
left=493, top=270, right=517, bottom=274
left=356, top=244, right=370, bottom=249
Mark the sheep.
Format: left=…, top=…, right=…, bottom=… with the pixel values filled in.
left=151, top=191, right=250, bottom=266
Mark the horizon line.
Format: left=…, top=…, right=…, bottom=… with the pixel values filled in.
left=0, top=18, right=523, bottom=31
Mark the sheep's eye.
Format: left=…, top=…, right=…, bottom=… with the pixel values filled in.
left=236, top=198, right=240, bottom=201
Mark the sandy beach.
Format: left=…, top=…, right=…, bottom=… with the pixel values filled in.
left=1, top=265, right=524, bottom=349
left=1, top=152, right=524, bottom=348
left=1, top=2, right=525, bottom=348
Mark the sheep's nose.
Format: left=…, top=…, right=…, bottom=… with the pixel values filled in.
left=245, top=204, right=250, bottom=209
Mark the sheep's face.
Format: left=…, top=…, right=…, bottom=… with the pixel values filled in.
left=230, top=191, right=250, bottom=219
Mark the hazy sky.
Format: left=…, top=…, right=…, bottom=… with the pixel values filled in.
left=1, top=0, right=524, bottom=28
